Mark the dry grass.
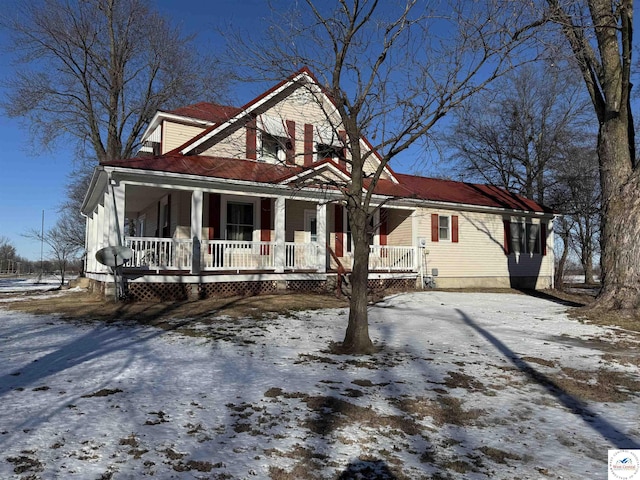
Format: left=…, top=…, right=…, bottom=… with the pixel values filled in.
left=1, top=290, right=347, bottom=325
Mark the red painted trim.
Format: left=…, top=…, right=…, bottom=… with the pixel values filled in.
left=246, top=116, right=257, bottom=160
left=379, top=209, right=388, bottom=246
left=431, top=214, right=439, bottom=242
left=260, top=198, right=271, bottom=255
left=286, top=120, right=296, bottom=164
left=338, top=130, right=347, bottom=168
left=452, top=215, right=459, bottom=243
left=334, top=204, right=344, bottom=257
left=260, top=198, right=271, bottom=242
left=209, top=193, right=220, bottom=239
left=304, top=124, right=314, bottom=166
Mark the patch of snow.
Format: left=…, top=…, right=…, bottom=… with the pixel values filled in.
left=0, top=291, right=638, bottom=479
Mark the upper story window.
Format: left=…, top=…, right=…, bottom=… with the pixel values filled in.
left=316, top=143, right=344, bottom=163
left=260, top=133, right=287, bottom=162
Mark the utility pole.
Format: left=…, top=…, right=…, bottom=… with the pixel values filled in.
left=40, top=210, right=44, bottom=278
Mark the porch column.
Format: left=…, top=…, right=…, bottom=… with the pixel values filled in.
left=274, top=196, right=285, bottom=273
left=191, top=190, right=203, bottom=274
left=86, top=213, right=94, bottom=272
left=109, top=180, right=125, bottom=247
left=97, top=201, right=108, bottom=273
left=316, top=202, right=327, bottom=273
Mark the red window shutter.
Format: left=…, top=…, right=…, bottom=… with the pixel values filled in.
left=335, top=204, right=344, bottom=257
left=246, top=117, right=257, bottom=160
left=208, top=193, right=221, bottom=239
left=304, top=124, right=314, bottom=166
left=541, top=223, right=547, bottom=256
left=260, top=198, right=271, bottom=255
left=379, top=209, right=388, bottom=246
left=431, top=214, right=439, bottom=242
left=286, top=120, right=296, bottom=164
left=503, top=220, right=511, bottom=255
left=452, top=215, right=459, bottom=243
left=260, top=198, right=271, bottom=242
left=338, top=129, right=347, bottom=168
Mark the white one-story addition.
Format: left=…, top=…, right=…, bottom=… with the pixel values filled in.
left=81, top=68, right=556, bottom=301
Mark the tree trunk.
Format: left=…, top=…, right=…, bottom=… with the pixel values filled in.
left=555, top=227, right=569, bottom=291
left=342, top=206, right=375, bottom=354
left=595, top=116, right=640, bottom=309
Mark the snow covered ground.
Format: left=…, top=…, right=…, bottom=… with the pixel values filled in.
left=0, top=290, right=638, bottom=479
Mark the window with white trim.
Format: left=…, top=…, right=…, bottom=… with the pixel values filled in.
left=260, top=132, right=287, bottom=162
left=316, top=143, right=344, bottom=163
left=226, top=202, right=254, bottom=241
left=438, top=216, right=450, bottom=241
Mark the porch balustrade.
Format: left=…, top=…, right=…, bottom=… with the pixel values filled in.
left=285, top=242, right=319, bottom=270
left=201, top=240, right=276, bottom=270
left=366, top=245, right=416, bottom=271
left=125, top=237, right=192, bottom=269
left=123, top=237, right=417, bottom=273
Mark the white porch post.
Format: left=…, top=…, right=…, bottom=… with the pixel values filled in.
left=316, top=202, right=327, bottom=273
left=86, top=213, right=94, bottom=272
left=97, top=201, right=107, bottom=273
left=191, top=190, right=203, bottom=274
left=104, top=179, right=125, bottom=245
left=274, top=196, right=285, bottom=273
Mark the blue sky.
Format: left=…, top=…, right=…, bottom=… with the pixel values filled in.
left=0, top=1, right=274, bottom=260
left=0, top=0, right=441, bottom=261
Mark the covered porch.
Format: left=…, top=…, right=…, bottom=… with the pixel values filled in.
left=83, top=172, right=421, bottom=296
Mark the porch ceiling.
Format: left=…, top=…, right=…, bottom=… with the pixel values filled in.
left=125, top=186, right=170, bottom=215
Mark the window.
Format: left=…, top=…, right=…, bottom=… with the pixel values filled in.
left=506, top=221, right=541, bottom=254
left=316, top=143, right=344, bottom=162
left=260, top=133, right=287, bottom=162
left=226, top=202, right=254, bottom=241
left=439, top=216, right=450, bottom=241
left=431, top=214, right=459, bottom=243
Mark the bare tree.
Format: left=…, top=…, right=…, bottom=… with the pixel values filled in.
left=25, top=221, right=82, bottom=286
left=0, top=236, right=18, bottom=273
left=3, top=0, right=228, bottom=162
left=546, top=0, right=637, bottom=309
left=231, top=0, right=543, bottom=353
left=2, top=0, right=230, bottom=260
left=446, top=62, right=591, bottom=205
left=549, top=146, right=601, bottom=284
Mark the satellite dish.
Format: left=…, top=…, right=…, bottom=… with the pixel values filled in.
left=96, top=246, right=133, bottom=267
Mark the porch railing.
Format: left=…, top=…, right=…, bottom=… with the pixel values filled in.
left=123, top=237, right=417, bottom=272
left=367, top=245, right=416, bottom=271
left=125, top=237, right=192, bottom=270
left=202, top=240, right=276, bottom=270
left=285, top=242, right=319, bottom=270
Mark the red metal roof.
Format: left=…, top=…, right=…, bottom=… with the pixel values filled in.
left=373, top=174, right=551, bottom=213
left=166, top=102, right=241, bottom=124
left=103, top=154, right=301, bottom=184
left=103, top=155, right=551, bottom=213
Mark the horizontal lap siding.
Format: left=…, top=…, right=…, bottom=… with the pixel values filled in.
left=163, top=123, right=206, bottom=153
left=202, top=129, right=245, bottom=158
left=386, top=210, right=412, bottom=246
left=415, top=208, right=552, bottom=278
